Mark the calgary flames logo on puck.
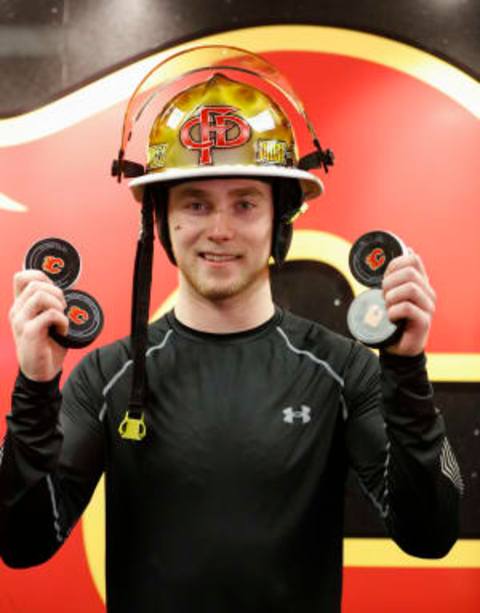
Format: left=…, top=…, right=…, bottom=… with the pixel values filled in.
left=42, top=255, right=65, bottom=275
left=365, top=248, right=386, bottom=271
left=68, top=305, right=89, bottom=325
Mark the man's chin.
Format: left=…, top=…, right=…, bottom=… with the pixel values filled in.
left=195, top=281, right=244, bottom=302
left=181, top=263, right=269, bottom=302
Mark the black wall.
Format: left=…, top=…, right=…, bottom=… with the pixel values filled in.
left=1, top=0, right=479, bottom=116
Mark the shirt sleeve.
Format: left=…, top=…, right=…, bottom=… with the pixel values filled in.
left=342, top=342, right=462, bottom=558
left=0, top=354, right=105, bottom=568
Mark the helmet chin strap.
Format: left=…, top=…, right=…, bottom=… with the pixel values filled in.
left=118, top=187, right=155, bottom=441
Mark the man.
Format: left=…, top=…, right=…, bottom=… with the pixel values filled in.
left=0, top=50, right=461, bottom=612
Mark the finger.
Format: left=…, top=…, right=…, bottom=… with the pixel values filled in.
left=22, top=309, right=69, bottom=341
left=13, top=270, right=56, bottom=299
left=11, top=291, right=67, bottom=336
left=382, top=266, right=436, bottom=304
left=14, top=279, right=67, bottom=312
left=383, top=264, right=429, bottom=291
left=386, top=300, right=431, bottom=328
left=385, top=252, right=428, bottom=279
left=409, top=250, right=429, bottom=278
left=23, top=290, right=66, bottom=320
left=384, top=281, right=436, bottom=315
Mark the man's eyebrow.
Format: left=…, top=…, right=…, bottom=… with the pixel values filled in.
left=228, top=187, right=268, bottom=198
left=173, top=187, right=210, bottom=199
left=173, top=186, right=269, bottom=199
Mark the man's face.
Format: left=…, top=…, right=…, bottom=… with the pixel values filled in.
left=167, top=178, right=273, bottom=302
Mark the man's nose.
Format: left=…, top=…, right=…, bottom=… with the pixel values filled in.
left=207, top=210, right=235, bottom=241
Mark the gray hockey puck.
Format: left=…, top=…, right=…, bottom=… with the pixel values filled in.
left=347, top=288, right=404, bottom=348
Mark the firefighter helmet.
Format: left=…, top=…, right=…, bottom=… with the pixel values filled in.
left=128, top=73, right=323, bottom=203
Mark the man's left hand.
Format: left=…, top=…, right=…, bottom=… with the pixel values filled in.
left=382, top=250, right=436, bottom=356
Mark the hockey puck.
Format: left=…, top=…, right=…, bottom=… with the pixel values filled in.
left=50, top=289, right=104, bottom=349
left=25, top=237, right=81, bottom=290
left=347, top=288, right=404, bottom=348
left=349, top=231, right=406, bottom=287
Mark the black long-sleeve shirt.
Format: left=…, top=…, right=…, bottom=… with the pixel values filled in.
left=0, top=308, right=462, bottom=612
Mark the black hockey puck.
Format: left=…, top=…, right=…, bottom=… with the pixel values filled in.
left=349, top=231, right=405, bottom=287
left=50, top=289, right=104, bottom=349
left=25, top=237, right=81, bottom=289
left=347, top=288, right=404, bottom=348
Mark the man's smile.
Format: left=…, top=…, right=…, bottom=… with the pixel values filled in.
left=199, top=252, right=242, bottom=263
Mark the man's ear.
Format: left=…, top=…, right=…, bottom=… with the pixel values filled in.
left=271, top=179, right=303, bottom=265
left=150, top=185, right=177, bottom=265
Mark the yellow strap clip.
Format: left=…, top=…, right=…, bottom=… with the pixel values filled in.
left=118, top=411, right=147, bottom=441
left=289, top=202, right=309, bottom=223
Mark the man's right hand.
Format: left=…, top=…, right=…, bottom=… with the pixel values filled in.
left=9, top=270, right=69, bottom=382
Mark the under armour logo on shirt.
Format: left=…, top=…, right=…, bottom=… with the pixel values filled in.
left=283, top=406, right=312, bottom=424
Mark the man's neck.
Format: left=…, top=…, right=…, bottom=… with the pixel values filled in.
left=174, top=275, right=275, bottom=334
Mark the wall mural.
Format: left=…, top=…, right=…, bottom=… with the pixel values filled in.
left=0, top=24, right=479, bottom=612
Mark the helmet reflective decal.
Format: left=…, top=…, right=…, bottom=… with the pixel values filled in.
left=147, top=144, right=168, bottom=169
left=256, top=139, right=290, bottom=165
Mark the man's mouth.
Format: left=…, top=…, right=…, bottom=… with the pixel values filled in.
left=200, top=253, right=240, bottom=263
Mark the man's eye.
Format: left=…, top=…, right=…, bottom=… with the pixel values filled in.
left=237, top=200, right=255, bottom=211
left=187, top=201, right=206, bottom=211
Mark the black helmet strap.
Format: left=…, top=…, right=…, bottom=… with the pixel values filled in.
left=118, top=187, right=155, bottom=441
